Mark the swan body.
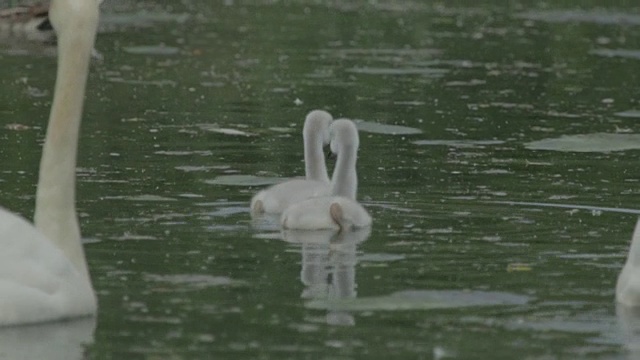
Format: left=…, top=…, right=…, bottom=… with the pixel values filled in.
left=281, top=119, right=371, bottom=231
left=0, top=212, right=95, bottom=325
left=617, top=218, right=640, bottom=307
left=251, top=178, right=329, bottom=214
left=0, top=0, right=99, bottom=326
left=281, top=196, right=371, bottom=231
left=0, top=3, right=53, bottom=42
left=251, top=110, right=333, bottom=214
left=0, top=316, right=95, bottom=360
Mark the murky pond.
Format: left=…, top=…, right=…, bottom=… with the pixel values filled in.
left=1, top=0, right=640, bottom=358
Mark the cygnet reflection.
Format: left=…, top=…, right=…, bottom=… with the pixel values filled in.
left=281, top=228, right=370, bottom=326
left=0, top=316, right=96, bottom=360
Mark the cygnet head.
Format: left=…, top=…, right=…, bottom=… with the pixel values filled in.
left=304, top=110, right=333, bottom=145
left=330, top=119, right=359, bottom=154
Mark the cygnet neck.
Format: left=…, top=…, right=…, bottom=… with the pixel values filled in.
left=331, top=144, right=358, bottom=199
left=303, top=111, right=331, bottom=183
left=329, top=120, right=359, bottom=200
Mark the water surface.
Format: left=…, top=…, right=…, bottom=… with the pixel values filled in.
left=1, top=0, right=639, bottom=358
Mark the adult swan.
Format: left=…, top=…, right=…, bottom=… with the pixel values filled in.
left=0, top=0, right=100, bottom=326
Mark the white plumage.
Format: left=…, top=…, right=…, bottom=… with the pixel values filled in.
left=0, top=0, right=100, bottom=326
left=617, top=218, right=640, bottom=307
left=281, top=119, right=371, bottom=231
left=251, top=110, right=333, bottom=214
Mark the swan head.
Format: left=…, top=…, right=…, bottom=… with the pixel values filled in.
left=304, top=110, right=333, bottom=145
left=329, top=119, right=359, bottom=154
left=49, top=0, right=100, bottom=38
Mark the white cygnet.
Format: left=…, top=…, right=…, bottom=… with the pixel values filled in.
left=280, top=119, right=372, bottom=231
left=617, top=218, right=640, bottom=307
left=251, top=110, right=333, bottom=214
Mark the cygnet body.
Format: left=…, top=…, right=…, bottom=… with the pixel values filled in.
left=617, top=218, right=640, bottom=306
left=281, top=119, right=371, bottom=231
left=251, top=110, right=333, bottom=214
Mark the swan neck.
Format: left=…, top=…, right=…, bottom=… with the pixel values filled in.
left=331, top=145, right=357, bottom=199
left=34, top=23, right=96, bottom=279
left=304, top=129, right=329, bottom=182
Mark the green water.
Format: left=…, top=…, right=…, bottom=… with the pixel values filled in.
left=1, top=1, right=640, bottom=358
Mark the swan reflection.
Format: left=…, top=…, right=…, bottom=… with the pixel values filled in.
left=281, top=228, right=370, bottom=326
left=617, top=304, right=640, bottom=358
left=0, top=316, right=96, bottom=360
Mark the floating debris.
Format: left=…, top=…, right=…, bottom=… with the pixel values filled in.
left=355, top=120, right=422, bottom=135
left=123, top=45, right=180, bottom=56
left=205, top=175, right=283, bottom=186
left=507, top=263, right=533, bottom=272
left=413, top=139, right=504, bottom=148
left=525, top=133, right=640, bottom=152
left=306, top=290, right=530, bottom=312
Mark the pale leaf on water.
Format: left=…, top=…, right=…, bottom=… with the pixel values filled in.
left=590, top=48, right=640, bottom=60
left=123, top=45, right=180, bottom=56
left=197, top=124, right=255, bottom=136
left=306, top=290, right=530, bottom=312
left=354, top=120, right=422, bottom=135
left=525, top=133, right=640, bottom=152
left=104, top=195, right=177, bottom=202
left=205, top=175, right=284, bottom=186
left=615, top=110, right=640, bottom=118
left=412, top=139, right=504, bottom=147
